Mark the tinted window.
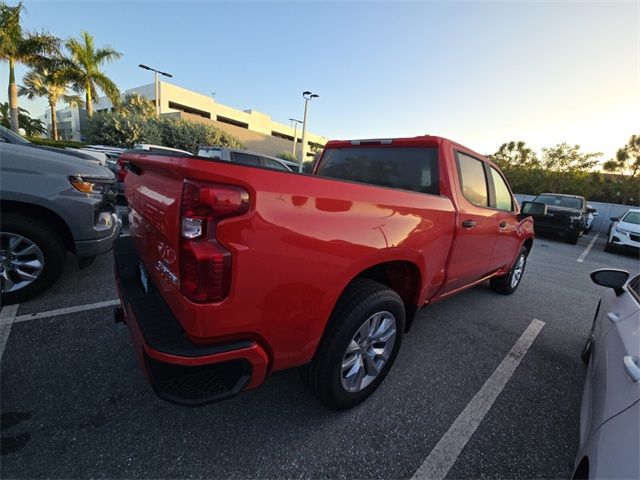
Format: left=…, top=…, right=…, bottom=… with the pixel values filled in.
left=457, top=153, right=489, bottom=207
left=231, top=151, right=260, bottom=166
left=316, top=147, right=439, bottom=195
left=490, top=167, right=513, bottom=211
left=621, top=211, right=640, bottom=225
left=263, top=158, right=289, bottom=171
left=535, top=194, right=584, bottom=210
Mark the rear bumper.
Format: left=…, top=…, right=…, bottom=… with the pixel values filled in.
left=113, top=236, right=269, bottom=406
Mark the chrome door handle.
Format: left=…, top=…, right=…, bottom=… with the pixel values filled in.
left=623, top=356, right=640, bottom=382
left=462, top=220, right=476, bottom=229
left=607, top=312, right=621, bottom=323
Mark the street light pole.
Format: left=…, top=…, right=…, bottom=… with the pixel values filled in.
left=289, top=118, right=302, bottom=157
left=139, top=64, right=173, bottom=115
left=298, top=91, right=319, bottom=172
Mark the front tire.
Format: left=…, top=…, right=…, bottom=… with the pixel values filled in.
left=566, top=233, right=580, bottom=245
left=490, top=247, right=528, bottom=295
left=1, top=214, right=65, bottom=305
left=302, top=279, right=405, bottom=410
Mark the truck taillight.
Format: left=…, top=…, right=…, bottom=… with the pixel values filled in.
left=179, top=180, right=249, bottom=303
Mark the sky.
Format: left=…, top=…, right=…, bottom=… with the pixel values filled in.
left=1, top=0, right=638, bottom=162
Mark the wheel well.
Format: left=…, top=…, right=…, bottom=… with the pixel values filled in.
left=1, top=200, right=74, bottom=253
left=572, top=456, right=588, bottom=480
left=524, top=237, right=533, bottom=253
left=352, top=260, right=421, bottom=331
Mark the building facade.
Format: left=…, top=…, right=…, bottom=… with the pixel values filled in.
left=41, top=81, right=327, bottom=158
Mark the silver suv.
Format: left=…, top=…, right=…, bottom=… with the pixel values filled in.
left=0, top=140, right=121, bottom=304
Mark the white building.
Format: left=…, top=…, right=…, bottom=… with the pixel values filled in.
left=42, top=81, right=327, bottom=158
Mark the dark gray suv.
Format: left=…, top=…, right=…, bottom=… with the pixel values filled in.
left=0, top=139, right=121, bottom=304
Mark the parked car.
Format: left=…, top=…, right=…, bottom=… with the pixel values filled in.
left=113, top=135, right=546, bottom=410
left=584, top=205, right=598, bottom=234
left=605, top=208, right=640, bottom=253
left=527, top=193, right=594, bottom=244
left=573, top=269, right=639, bottom=479
left=0, top=142, right=121, bottom=304
left=196, top=145, right=296, bottom=171
left=0, top=125, right=108, bottom=166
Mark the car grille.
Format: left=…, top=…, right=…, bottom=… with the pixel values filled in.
left=630, top=233, right=640, bottom=242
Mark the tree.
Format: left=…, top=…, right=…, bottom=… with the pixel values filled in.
left=603, top=134, right=640, bottom=179
left=83, top=111, right=162, bottom=148
left=66, top=30, right=121, bottom=118
left=0, top=1, right=59, bottom=132
left=18, top=66, right=82, bottom=140
left=540, top=143, right=601, bottom=193
left=116, top=93, right=156, bottom=118
left=489, top=140, right=539, bottom=170
left=276, top=151, right=297, bottom=162
left=0, top=101, right=46, bottom=136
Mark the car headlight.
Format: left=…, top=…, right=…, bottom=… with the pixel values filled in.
left=69, top=175, right=114, bottom=196
left=570, top=215, right=582, bottom=222
left=615, top=225, right=631, bottom=235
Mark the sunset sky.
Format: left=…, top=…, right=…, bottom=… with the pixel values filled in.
left=2, top=1, right=638, bottom=162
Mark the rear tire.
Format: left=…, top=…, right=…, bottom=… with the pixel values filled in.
left=1, top=214, right=65, bottom=305
left=490, top=247, right=528, bottom=295
left=301, top=279, right=405, bottom=410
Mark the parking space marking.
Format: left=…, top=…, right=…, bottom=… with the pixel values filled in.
left=577, top=233, right=599, bottom=263
left=0, top=304, right=20, bottom=362
left=412, top=318, right=545, bottom=480
left=5, top=299, right=119, bottom=326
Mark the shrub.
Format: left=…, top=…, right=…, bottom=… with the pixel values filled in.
left=26, top=137, right=86, bottom=148
left=155, top=116, right=243, bottom=153
left=83, top=111, right=163, bottom=148
left=277, top=151, right=297, bottom=162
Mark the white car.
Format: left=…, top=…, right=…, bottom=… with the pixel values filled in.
left=574, top=269, right=640, bottom=479
left=196, top=146, right=296, bottom=171
left=584, top=205, right=598, bottom=234
left=605, top=208, right=640, bottom=252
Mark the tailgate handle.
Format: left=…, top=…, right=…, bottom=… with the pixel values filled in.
left=462, top=220, right=477, bottom=229
left=499, top=221, right=507, bottom=229
left=127, top=162, right=141, bottom=175
left=623, top=356, right=640, bottom=382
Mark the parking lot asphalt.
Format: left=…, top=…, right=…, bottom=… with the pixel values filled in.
left=1, top=232, right=638, bottom=479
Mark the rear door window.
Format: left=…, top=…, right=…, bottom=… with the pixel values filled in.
left=315, top=147, right=439, bottom=195
left=457, top=152, right=489, bottom=207
left=231, top=151, right=260, bottom=166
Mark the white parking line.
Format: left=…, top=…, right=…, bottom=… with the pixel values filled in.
left=0, top=304, right=20, bottom=362
left=577, top=233, right=600, bottom=263
left=4, top=299, right=120, bottom=326
left=412, top=319, right=545, bottom=480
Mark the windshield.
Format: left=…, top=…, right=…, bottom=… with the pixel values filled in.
left=0, top=125, right=30, bottom=144
left=621, top=211, right=640, bottom=225
left=535, top=194, right=583, bottom=210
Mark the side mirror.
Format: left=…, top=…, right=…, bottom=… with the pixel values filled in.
left=520, top=201, right=547, bottom=216
left=610, top=217, right=619, bottom=222
left=590, top=269, right=629, bottom=296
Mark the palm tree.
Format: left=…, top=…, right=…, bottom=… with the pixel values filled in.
left=66, top=31, right=121, bottom=117
left=0, top=101, right=46, bottom=136
left=19, top=66, right=82, bottom=140
left=0, top=1, right=59, bottom=132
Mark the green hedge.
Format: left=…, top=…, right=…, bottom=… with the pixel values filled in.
left=26, top=137, right=87, bottom=148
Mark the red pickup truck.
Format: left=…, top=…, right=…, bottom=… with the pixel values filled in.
left=114, top=135, right=545, bottom=410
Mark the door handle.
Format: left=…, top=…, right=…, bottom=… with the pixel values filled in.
left=499, top=221, right=507, bottom=229
left=607, top=312, right=620, bottom=323
left=462, top=220, right=477, bottom=229
left=623, top=356, right=640, bottom=382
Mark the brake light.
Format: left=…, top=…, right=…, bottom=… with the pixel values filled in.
left=179, top=179, right=249, bottom=303
left=116, top=157, right=128, bottom=182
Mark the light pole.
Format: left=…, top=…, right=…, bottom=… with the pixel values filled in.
left=289, top=118, right=303, bottom=157
left=298, top=91, right=319, bottom=172
left=139, top=64, right=173, bottom=115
